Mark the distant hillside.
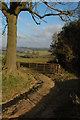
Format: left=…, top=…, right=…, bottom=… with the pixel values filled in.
left=2, top=47, right=50, bottom=54
left=17, top=47, right=49, bottom=52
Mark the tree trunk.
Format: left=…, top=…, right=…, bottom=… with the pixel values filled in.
left=6, top=14, right=17, bottom=73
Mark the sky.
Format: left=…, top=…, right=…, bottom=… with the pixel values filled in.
left=1, top=2, right=79, bottom=48
left=17, top=12, right=63, bottom=48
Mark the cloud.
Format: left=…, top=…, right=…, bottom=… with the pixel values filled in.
left=17, top=24, right=62, bottom=48
left=17, top=34, right=27, bottom=40
left=33, top=24, right=62, bottom=38
left=2, top=14, right=62, bottom=48
left=17, top=14, right=62, bottom=48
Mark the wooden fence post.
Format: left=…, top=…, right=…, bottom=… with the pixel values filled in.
left=29, top=63, right=30, bottom=68
left=43, top=64, right=45, bottom=73
left=56, top=64, right=61, bottom=73
left=36, top=63, right=38, bottom=71
left=56, top=64, right=58, bottom=73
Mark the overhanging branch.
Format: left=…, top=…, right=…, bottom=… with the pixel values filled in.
left=32, top=15, right=40, bottom=25
left=18, top=1, right=72, bottom=24
left=1, top=1, right=73, bottom=25
left=41, top=0, right=71, bottom=15
left=1, top=2, right=9, bottom=18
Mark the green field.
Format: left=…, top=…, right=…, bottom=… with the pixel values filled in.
left=2, top=50, right=52, bottom=65
left=17, top=57, right=51, bottom=63
left=17, top=50, right=52, bottom=63
left=17, top=50, right=51, bottom=57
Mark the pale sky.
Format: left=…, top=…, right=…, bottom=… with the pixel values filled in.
left=0, top=2, right=79, bottom=48
left=2, top=11, right=63, bottom=48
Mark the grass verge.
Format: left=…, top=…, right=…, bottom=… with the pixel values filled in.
left=2, top=69, right=40, bottom=103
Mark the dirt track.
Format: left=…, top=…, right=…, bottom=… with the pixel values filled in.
left=2, top=72, right=80, bottom=119
left=2, top=74, right=54, bottom=119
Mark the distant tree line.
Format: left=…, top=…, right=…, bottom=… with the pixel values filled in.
left=50, top=20, right=80, bottom=70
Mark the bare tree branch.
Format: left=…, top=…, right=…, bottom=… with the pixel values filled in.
left=16, top=1, right=72, bottom=24
left=33, top=12, right=65, bottom=19
left=0, top=1, right=75, bottom=25
left=15, top=2, right=28, bottom=15
left=2, top=23, right=8, bottom=35
left=20, top=5, right=69, bottom=18
left=32, top=15, right=40, bottom=25
left=1, top=2, right=9, bottom=18
left=41, top=0, right=70, bottom=15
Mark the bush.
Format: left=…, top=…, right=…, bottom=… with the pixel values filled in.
left=50, top=20, right=80, bottom=69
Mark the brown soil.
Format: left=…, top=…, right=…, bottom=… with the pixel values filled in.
left=2, top=69, right=80, bottom=119
left=2, top=71, right=54, bottom=119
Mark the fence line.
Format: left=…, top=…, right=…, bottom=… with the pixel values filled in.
left=16, top=62, right=62, bottom=73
